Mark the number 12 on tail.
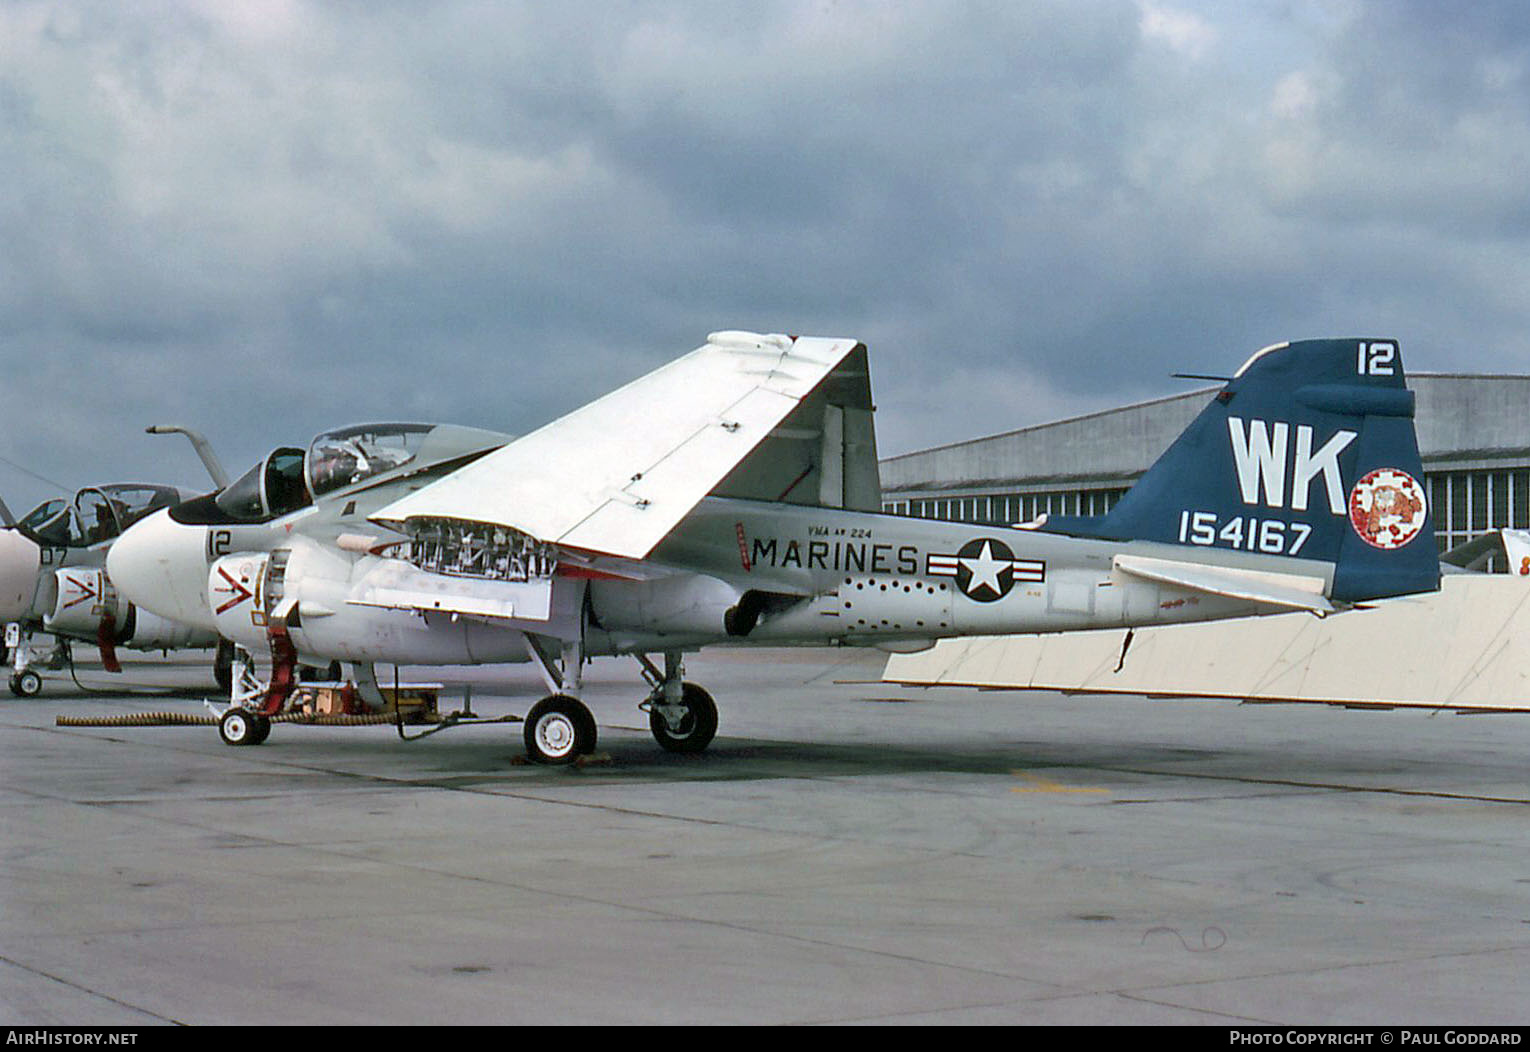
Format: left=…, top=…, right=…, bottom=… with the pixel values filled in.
left=1358, top=341, right=1396, bottom=376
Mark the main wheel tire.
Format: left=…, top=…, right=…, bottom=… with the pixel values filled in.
left=219, top=708, right=266, bottom=747
left=524, top=694, right=597, bottom=765
left=649, top=682, right=717, bottom=754
left=11, top=669, right=42, bottom=698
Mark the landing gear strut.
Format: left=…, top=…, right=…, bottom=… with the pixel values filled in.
left=520, top=631, right=598, bottom=765
left=213, top=612, right=298, bottom=748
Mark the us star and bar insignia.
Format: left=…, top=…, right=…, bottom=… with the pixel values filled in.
left=927, top=538, right=1044, bottom=602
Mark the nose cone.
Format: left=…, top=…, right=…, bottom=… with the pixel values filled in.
left=0, top=529, right=40, bottom=623
left=106, top=508, right=218, bottom=633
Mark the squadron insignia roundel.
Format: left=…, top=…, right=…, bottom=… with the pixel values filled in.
left=1348, top=468, right=1427, bottom=550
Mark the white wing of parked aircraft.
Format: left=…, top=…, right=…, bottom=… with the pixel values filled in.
left=371, top=332, right=871, bottom=560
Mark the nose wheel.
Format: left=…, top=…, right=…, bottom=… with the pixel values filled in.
left=7, top=629, right=61, bottom=697
left=218, top=707, right=271, bottom=746
left=8, top=669, right=41, bottom=697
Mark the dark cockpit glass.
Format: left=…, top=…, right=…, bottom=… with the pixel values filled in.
left=213, top=448, right=313, bottom=523
left=213, top=462, right=267, bottom=521
left=17, top=499, right=72, bottom=546
left=100, top=485, right=182, bottom=530
left=307, top=424, right=434, bottom=498
left=265, top=448, right=309, bottom=516
left=15, top=485, right=181, bottom=547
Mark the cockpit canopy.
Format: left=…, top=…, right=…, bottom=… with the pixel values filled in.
left=307, top=423, right=435, bottom=498
left=17, top=484, right=182, bottom=548
left=182, top=423, right=510, bottom=525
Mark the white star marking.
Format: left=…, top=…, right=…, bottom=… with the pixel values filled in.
left=959, top=541, right=1008, bottom=597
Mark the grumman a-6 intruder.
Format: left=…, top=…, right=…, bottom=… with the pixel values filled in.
left=107, top=332, right=1439, bottom=763
left=0, top=428, right=238, bottom=696
left=0, top=483, right=224, bottom=695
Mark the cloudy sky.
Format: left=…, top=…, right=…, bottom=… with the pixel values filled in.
left=2, top=0, right=1529, bottom=513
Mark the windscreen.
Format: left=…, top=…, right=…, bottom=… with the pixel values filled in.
left=213, top=449, right=310, bottom=522
left=17, top=499, right=73, bottom=546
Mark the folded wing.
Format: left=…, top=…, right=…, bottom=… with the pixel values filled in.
left=369, top=332, right=869, bottom=560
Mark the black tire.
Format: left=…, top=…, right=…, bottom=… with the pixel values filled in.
left=218, top=708, right=266, bottom=747
left=523, top=694, right=597, bottom=765
left=246, top=714, right=272, bottom=746
left=213, top=640, right=234, bottom=692
left=11, top=669, right=42, bottom=698
left=649, top=682, right=717, bottom=754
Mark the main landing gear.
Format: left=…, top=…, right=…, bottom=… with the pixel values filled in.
left=638, top=652, right=718, bottom=755
left=522, top=643, right=719, bottom=765
left=520, top=634, right=600, bottom=765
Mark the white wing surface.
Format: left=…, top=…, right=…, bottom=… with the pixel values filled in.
left=370, top=332, right=864, bottom=560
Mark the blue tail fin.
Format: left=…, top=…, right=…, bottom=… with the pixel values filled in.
left=1090, top=338, right=1437, bottom=603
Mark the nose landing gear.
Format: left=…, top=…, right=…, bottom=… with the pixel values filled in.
left=8, top=667, right=42, bottom=698
left=218, top=707, right=271, bottom=746
left=7, top=627, right=64, bottom=697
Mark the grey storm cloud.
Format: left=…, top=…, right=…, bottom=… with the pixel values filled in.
left=1, top=0, right=1528, bottom=512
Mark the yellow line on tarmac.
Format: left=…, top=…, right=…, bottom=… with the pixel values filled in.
left=1010, top=771, right=1110, bottom=794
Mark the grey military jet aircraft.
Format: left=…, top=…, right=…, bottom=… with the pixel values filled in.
left=107, top=332, right=1439, bottom=762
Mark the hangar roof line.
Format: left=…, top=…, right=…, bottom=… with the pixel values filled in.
left=881, top=372, right=1530, bottom=497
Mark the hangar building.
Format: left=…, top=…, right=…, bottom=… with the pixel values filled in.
left=879, top=373, right=1530, bottom=566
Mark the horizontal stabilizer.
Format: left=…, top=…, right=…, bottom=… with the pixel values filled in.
left=370, top=332, right=864, bottom=559
left=348, top=559, right=554, bottom=622
left=1113, top=553, right=1335, bottom=614
left=1441, top=528, right=1530, bottom=574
